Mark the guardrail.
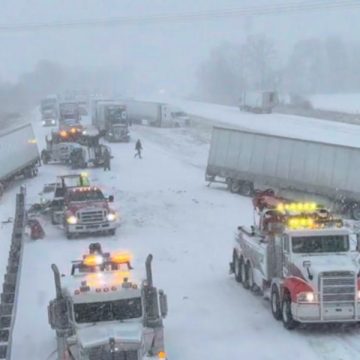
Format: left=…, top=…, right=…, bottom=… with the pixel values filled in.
left=0, top=186, right=26, bottom=360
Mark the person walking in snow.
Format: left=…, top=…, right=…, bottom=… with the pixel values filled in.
left=103, top=147, right=111, bottom=171
left=134, top=139, right=143, bottom=159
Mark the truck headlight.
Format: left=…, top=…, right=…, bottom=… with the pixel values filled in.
left=66, top=215, right=77, bottom=225
left=51, top=120, right=56, bottom=125
left=42, top=120, right=46, bottom=125
left=107, top=212, right=117, bottom=222
left=297, top=291, right=315, bottom=303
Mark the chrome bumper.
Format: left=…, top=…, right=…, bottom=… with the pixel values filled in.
left=67, top=221, right=117, bottom=233
left=292, top=302, right=360, bottom=323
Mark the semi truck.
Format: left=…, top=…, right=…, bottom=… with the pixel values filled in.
left=40, top=95, right=58, bottom=126
left=92, top=101, right=130, bottom=142
left=49, top=174, right=118, bottom=238
left=230, top=198, right=360, bottom=329
left=59, top=101, right=81, bottom=128
left=206, top=126, right=360, bottom=219
left=125, top=100, right=190, bottom=127
left=48, top=244, right=168, bottom=359
left=0, top=123, right=40, bottom=197
left=239, top=91, right=278, bottom=114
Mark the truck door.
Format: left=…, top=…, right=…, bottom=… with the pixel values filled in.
left=282, top=234, right=290, bottom=277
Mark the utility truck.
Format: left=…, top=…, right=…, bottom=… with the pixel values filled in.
left=0, top=123, right=40, bottom=197
left=49, top=174, right=118, bottom=238
left=48, top=244, right=168, bottom=359
left=239, top=91, right=278, bottom=113
left=92, top=101, right=130, bottom=142
left=125, top=100, right=190, bottom=127
left=206, top=126, right=360, bottom=219
left=230, top=198, right=360, bottom=329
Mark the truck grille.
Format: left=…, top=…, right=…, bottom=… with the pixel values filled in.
left=320, top=271, right=356, bottom=303
left=78, top=209, right=106, bottom=223
left=88, top=348, right=138, bottom=360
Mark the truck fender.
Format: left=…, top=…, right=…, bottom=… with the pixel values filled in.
left=282, top=277, right=313, bottom=303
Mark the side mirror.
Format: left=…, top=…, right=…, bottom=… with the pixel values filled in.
left=159, top=290, right=168, bottom=318
left=108, top=195, right=114, bottom=203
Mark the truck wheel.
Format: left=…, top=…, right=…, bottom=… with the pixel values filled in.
left=230, top=180, right=241, bottom=193
left=282, top=293, right=299, bottom=330
left=241, top=260, right=249, bottom=289
left=246, top=261, right=254, bottom=290
left=66, top=231, right=73, bottom=240
left=233, top=253, right=242, bottom=283
left=271, top=285, right=282, bottom=320
left=351, top=203, right=360, bottom=220
left=0, top=183, right=4, bottom=198
left=239, top=182, right=254, bottom=197
left=108, top=229, right=116, bottom=236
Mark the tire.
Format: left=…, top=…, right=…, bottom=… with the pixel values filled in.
left=230, top=180, right=241, bottom=193
left=66, top=231, right=73, bottom=240
left=246, top=262, right=254, bottom=290
left=282, top=293, right=299, bottom=330
left=241, top=260, right=249, bottom=289
left=239, top=182, right=254, bottom=197
left=271, top=285, right=282, bottom=320
left=108, top=229, right=116, bottom=236
left=0, top=182, right=4, bottom=198
left=233, top=253, right=242, bottom=283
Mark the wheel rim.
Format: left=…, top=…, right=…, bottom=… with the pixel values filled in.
left=231, top=182, right=241, bottom=193
left=241, top=184, right=252, bottom=196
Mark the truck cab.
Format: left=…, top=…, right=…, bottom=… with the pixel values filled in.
left=231, top=201, right=360, bottom=329
left=48, top=245, right=168, bottom=359
left=49, top=174, right=118, bottom=238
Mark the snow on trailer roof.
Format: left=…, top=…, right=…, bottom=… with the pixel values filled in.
left=213, top=125, right=360, bottom=152
left=175, top=100, right=360, bottom=149
left=0, top=122, right=34, bottom=137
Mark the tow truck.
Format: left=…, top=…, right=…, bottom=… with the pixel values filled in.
left=41, top=127, right=84, bottom=165
left=50, top=174, right=118, bottom=238
left=41, top=127, right=110, bottom=169
left=48, top=244, right=168, bottom=359
left=230, top=197, right=360, bottom=329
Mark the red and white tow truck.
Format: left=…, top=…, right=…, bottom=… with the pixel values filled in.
left=50, top=174, right=118, bottom=238
left=230, top=197, right=360, bottom=329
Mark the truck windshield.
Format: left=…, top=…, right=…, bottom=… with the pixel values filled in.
left=68, top=189, right=105, bottom=202
left=107, top=107, right=125, bottom=124
left=74, top=297, right=142, bottom=323
left=292, top=235, right=349, bottom=253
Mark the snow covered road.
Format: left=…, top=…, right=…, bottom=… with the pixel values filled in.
left=6, top=119, right=360, bottom=360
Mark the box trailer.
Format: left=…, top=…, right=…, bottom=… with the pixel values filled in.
left=0, top=123, right=40, bottom=196
left=206, top=126, right=360, bottom=219
left=125, top=99, right=189, bottom=127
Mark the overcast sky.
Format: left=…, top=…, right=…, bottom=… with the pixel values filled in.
left=0, top=0, right=359, bottom=95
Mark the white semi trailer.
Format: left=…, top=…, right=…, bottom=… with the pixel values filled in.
left=0, top=123, right=40, bottom=197
left=125, top=100, right=189, bottom=127
left=206, top=126, right=360, bottom=219
left=239, top=91, right=278, bottom=113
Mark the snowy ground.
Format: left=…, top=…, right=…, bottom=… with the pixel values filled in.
left=2, top=111, right=360, bottom=360
left=310, top=94, right=360, bottom=114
